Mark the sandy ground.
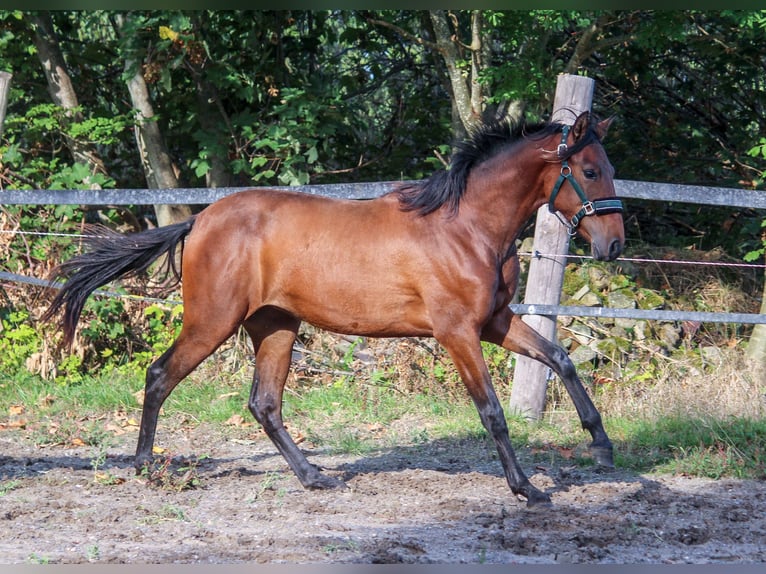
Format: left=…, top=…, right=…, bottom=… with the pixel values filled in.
left=1, top=422, right=765, bottom=564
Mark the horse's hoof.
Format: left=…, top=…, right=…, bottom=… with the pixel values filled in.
left=589, top=444, right=615, bottom=468
left=304, top=474, right=348, bottom=490
left=523, top=488, right=553, bottom=509
left=134, top=457, right=153, bottom=476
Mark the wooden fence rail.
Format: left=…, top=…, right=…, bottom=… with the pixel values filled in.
left=2, top=179, right=766, bottom=208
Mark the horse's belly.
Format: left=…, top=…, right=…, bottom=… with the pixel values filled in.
left=278, top=283, right=433, bottom=338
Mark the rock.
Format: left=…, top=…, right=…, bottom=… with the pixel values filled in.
left=637, top=288, right=665, bottom=310
left=567, top=322, right=593, bottom=345
left=659, top=323, right=681, bottom=349
left=572, top=284, right=591, bottom=301
left=607, top=290, right=636, bottom=309
left=632, top=320, right=648, bottom=341
left=608, top=274, right=631, bottom=291
left=569, top=345, right=598, bottom=366
left=615, top=317, right=637, bottom=327
left=579, top=292, right=602, bottom=307
left=587, top=266, right=610, bottom=291
left=700, top=346, right=723, bottom=365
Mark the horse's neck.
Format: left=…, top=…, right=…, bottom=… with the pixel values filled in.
left=461, top=145, right=549, bottom=255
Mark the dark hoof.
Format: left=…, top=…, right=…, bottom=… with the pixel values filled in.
left=589, top=444, right=615, bottom=468
left=303, top=473, right=348, bottom=490
left=134, top=456, right=154, bottom=476
left=520, top=487, right=552, bottom=508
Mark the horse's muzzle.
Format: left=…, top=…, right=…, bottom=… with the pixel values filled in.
left=592, top=237, right=623, bottom=262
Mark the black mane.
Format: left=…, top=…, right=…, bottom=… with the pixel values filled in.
left=397, top=117, right=599, bottom=216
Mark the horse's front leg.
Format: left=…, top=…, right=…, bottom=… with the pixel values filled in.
left=481, top=307, right=614, bottom=467
left=438, top=330, right=551, bottom=507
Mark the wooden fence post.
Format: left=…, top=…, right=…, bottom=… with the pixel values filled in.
left=508, top=73, right=594, bottom=420
left=0, top=71, right=12, bottom=140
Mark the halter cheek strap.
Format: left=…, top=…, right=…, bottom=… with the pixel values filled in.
left=548, top=125, right=624, bottom=236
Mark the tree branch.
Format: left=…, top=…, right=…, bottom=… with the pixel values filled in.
left=365, top=17, right=439, bottom=51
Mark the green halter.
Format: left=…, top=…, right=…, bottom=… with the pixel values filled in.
left=548, top=125, right=624, bottom=236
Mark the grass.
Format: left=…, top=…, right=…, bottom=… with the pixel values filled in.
left=608, top=415, right=766, bottom=479
left=1, top=345, right=764, bottom=481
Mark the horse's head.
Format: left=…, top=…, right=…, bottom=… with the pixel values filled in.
left=544, top=112, right=625, bottom=262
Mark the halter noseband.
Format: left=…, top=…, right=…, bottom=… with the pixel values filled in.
left=548, top=125, right=624, bottom=236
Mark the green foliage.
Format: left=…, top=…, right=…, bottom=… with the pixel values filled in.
left=743, top=141, right=766, bottom=263
left=79, top=296, right=128, bottom=350
left=0, top=310, right=40, bottom=373
left=612, top=416, right=766, bottom=479
left=2, top=103, right=123, bottom=189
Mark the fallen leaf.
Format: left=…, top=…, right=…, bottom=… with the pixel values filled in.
left=0, top=420, right=26, bottom=430
left=105, top=423, right=125, bottom=435
left=9, top=404, right=25, bottom=416
left=38, top=395, right=55, bottom=408
left=556, top=446, right=575, bottom=459
left=152, top=446, right=166, bottom=454
left=225, top=414, right=245, bottom=427
left=94, top=472, right=125, bottom=485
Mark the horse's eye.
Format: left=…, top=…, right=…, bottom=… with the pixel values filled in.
left=583, top=169, right=598, bottom=180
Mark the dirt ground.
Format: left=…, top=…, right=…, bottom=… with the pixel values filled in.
left=1, top=422, right=765, bottom=565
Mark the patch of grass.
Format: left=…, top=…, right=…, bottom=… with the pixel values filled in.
left=610, top=415, right=766, bottom=479
left=246, top=471, right=288, bottom=503
left=136, top=503, right=189, bottom=525
left=27, top=553, right=50, bottom=564
left=0, top=479, right=22, bottom=496
left=140, top=453, right=205, bottom=491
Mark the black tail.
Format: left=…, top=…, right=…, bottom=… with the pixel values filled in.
left=42, top=218, right=196, bottom=347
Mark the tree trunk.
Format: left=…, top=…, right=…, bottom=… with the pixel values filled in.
left=427, top=10, right=525, bottom=136
left=0, top=71, right=11, bottom=140
left=28, top=12, right=108, bottom=181
left=428, top=10, right=483, bottom=135
left=745, top=270, right=766, bottom=375
left=114, top=13, right=191, bottom=228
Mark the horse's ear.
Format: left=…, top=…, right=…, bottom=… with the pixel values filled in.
left=571, top=111, right=591, bottom=142
left=596, top=116, right=615, bottom=140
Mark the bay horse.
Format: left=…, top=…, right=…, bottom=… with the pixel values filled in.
left=43, top=111, right=624, bottom=506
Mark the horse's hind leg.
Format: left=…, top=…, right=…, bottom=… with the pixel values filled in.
left=482, top=308, right=614, bottom=467
left=244, top=310, right=346, bottom=490
left=135, top=323, right=237, bottom=472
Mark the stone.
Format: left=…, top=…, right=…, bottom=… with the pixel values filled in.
left=607, top=290, right=636, bottom=309
left=569, top=344, right=598, bottom=365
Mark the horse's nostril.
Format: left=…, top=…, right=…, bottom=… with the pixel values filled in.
left=608, top=239, right=623, bottom=261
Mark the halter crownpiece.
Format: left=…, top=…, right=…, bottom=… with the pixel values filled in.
left=548, top=125, right=624, bottom=235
